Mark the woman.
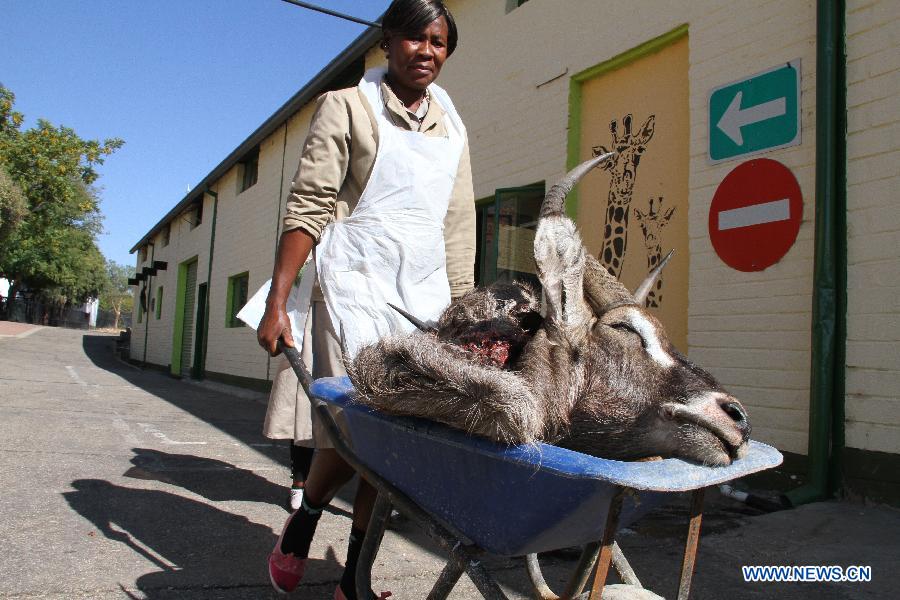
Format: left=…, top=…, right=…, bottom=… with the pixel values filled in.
left=257, top=1, right=474, bottom=598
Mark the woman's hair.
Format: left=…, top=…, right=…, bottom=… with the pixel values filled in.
left=381, top=0, right=458, bottom=56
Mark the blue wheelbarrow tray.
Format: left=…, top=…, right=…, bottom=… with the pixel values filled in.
left=311, top=376, right=783, bottom=558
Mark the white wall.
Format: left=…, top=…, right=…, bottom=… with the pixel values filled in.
left=844, top=0, right=900, bottom=454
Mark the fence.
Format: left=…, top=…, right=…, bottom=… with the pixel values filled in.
left=1, top=298, right=131, bottom=330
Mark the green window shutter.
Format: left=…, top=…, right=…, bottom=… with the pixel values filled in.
left=226, top=272, right=249, bottom=327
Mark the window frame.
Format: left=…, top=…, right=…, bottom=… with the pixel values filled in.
left=475, top=183, right=545, bottom=288
left=238, top=147, right=260, bottom=194
left=225, top=272, right=250, bottom=328
left=506, top=0, right=529, bottom=13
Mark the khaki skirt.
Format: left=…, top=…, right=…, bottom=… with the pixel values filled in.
left=262, top=300, right=346, bottom=449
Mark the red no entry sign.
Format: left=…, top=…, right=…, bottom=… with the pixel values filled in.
left=708, top=158, right=803, bottom=272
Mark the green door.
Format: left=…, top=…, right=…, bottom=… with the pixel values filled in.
left=180, top=260, right=198, bottom=377
left=192, top=282, right=207, bottom=379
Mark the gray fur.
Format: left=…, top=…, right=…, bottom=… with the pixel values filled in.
left=349, top=156, right=752, bottom=466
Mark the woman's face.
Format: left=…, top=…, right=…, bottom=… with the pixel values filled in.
left=385, top=16, right=450, bottom=92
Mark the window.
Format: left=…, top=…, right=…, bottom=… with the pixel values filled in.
left=475, top=184, right=545, bottom=291
left=506, top=0, right=529, bottom=13
left=137, top=286, right=145, bottom=323
left=161, top=223, right=170, bottom=247
left=239, top=147, right=259, bottom=193
left=139, top=246, right=148, bottom=262
left=190, top=199, right=203, bottom=229
left=226, top=272, right=249, bottom=327
left=155, top=286, right=164, bottom=319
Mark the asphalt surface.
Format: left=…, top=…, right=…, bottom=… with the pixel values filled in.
left=1, top=324, right=896, bottom=599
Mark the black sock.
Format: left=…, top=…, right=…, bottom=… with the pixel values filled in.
left=280, top=494, right=324, bottom=557
left=290, top=444, right=314, bottom=482
left=339, top=526, right=374, bottom=600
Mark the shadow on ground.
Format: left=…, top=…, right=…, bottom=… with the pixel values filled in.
left=76, top=333, right=861, bottom=600
left=63, top=478, right=340, bottom=598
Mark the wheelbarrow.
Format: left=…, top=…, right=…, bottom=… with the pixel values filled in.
left=281, top=345, right=782, bottom=599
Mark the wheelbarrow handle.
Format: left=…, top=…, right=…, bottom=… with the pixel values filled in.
left=278, top=339, right=314, bottom=394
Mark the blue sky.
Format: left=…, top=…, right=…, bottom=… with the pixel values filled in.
left=2, top=0, right=391, bottom=267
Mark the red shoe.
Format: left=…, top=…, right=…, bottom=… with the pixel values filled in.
left=333, top=584, right=392, bottom=600
left=268, top=512, right=307, bottom=594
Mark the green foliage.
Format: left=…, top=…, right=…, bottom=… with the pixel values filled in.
left=0, top=167, right=27, bottom=243
left=99, top=259, right=134, bottom=328
left=0, top=84, right=123, bottom=306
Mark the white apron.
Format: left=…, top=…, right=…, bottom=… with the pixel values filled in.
left=239, top=67, right=466, bottom=359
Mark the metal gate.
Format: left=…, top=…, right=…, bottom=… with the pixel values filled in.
left=180, top=260, right=197, bottom=378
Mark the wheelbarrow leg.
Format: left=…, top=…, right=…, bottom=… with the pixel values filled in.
left=525, top=541, right=600, bottom=600
left=525, top=538, right=641, bottom=600
left=461, top=551, right=510, bottom=600
left=427, top=553, right=466, bottom=600
left=589, top=490, right=625, bottom=600
left=356, top=492, right=393, bottom=600
left=428, top=541, right=510, bottom=600
left=675, top=487, right=705, bottom=600
left=611, top=542, right=642, bottom=588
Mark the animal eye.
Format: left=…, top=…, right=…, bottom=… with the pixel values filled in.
left=610, top=322, right=637, bottom=334
left=609, top=322, right=647, bottom=348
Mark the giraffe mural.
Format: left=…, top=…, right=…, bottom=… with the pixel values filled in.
left=591, top=113, right=656, bottom=278
left=634, top=196, right=676, bottom=308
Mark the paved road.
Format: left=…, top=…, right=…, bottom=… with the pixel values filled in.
left=1, top=325, right=896, bottom=599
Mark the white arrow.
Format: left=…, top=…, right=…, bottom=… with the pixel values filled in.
left=716, top=91, right=786, bottom=146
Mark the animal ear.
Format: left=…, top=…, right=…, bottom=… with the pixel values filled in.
left=583, top=254, right=635, bottom=316
left=535, top=153, right=614, bottom=326
left=633, top=249, right=674, bottom=305
left=638, top=115, right=656, bottom=144
left=664, top=206, right=676, bottom=220
left=633, top=206, right=647, bottom=222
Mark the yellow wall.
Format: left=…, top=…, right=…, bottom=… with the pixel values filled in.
left=440, top=0, right=818, bottom=454
left=576, top=36, right=690, bottom=351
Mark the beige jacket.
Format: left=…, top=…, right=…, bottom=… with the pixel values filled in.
left=283, top=81, right=476, bottom=299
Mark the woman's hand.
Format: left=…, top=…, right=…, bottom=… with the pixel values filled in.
left=259, top=228, right=316, bottom=356
left=257, top=303, right=294, bottom=357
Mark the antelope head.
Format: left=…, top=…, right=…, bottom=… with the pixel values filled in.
left=533, top=154, right=751, bottom=466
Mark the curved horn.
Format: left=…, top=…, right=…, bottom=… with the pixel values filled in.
left=540, top=152, right=615, bottom=218
left=388, top=303, right=437, bottom=334
left=633, top=249, right=675, bottom=306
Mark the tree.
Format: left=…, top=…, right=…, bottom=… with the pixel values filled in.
left=0, top=166, right=26, bottom=244
left=99, top=260, right=133, bottom=329
left=0, top=84, right=123, bottom=317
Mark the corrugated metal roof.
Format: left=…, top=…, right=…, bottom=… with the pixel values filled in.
left=130, top=24, right=381, bottom=254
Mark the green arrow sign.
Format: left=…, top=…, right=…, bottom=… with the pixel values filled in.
left=709, top=61, right=801, bottom=163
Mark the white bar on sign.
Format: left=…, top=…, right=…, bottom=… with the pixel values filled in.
left=718, top=198, right=791, bottom=231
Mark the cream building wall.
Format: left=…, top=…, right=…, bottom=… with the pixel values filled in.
left=198, top=99, right=324, bottom=383
left=439, top=0, right=818, bottom=455
left=130, top=193, right=213, bottom=370
left=130, top=0, right=900, bottom=465
left=844, top=0, right=900, bottom=455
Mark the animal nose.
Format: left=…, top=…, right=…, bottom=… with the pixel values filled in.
left=719, top=398, right=751, bottom=438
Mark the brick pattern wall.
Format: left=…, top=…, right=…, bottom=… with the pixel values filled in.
left=129, top=194, right=212, bottom=369
left=845, top=0, right=900, bottom=454
left=440, top=0, right=817, bottom=454
left=132, top=0, right=900, bottom=459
